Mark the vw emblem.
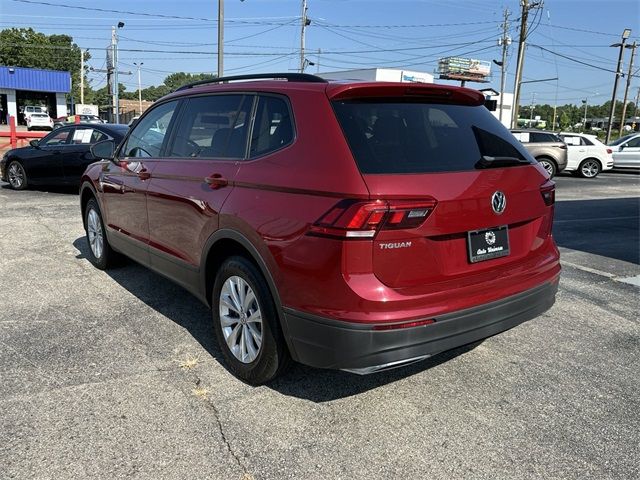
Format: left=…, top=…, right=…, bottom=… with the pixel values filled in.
left=491, top=191, right=506, bottom=215
left=485, top=231, right=496, bottom=245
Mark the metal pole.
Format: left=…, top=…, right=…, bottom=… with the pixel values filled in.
left=634, top=87, right=640, bottom=119
left=606, top=29, right=631, bottom=144
left=112, top=26, right=118, bottom=123
left=134, top=62, right=143, bottom=113
left=80, top=49, right=84, bottom=105
left=529, top=92, right=535, bottom=124
left=498, top=8, right=509, bottom=123
left=511, top=0, right=529, bottom=128
left=618, top=41, right=637, bottom=138
left=583, top=99, right=588, bottom=132
left=300, top=0, right=308, bottom=72
left=218, top=0, right=224, bottom=77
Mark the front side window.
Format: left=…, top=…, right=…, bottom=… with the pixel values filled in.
left=626, top=136, right=640, bottom=148
left=41, top=129, right=70, bottom=146
left=169, top=95, right=251, bottom=159
left=333, top=100, right=531, bottom=174
left=121, top=100, right=178, bottom=158
left=250, top=96, right=294, bottom=158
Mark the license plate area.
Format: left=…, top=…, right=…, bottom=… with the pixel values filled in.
left=467, top=226, right=510, bottom=263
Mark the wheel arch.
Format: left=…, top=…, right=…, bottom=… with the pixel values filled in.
left=79, top=180, right=98, bottom=229
left=201, top=230, right=281, bottom=308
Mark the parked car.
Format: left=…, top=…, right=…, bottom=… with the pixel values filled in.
left=510, top=129, right=568, bottom=177
left=26, top=112, right=53, bottom=131
left=53, top=114, right=105, bottom=129
left=558, top=132, right=614, bottom=178
left=1, top=124, right=128, bottom=190
left=80, top=73, right=560, bottom=384
left=22, top=105, right=48, bottom=123
left=608, top=133, right=640, bottom=169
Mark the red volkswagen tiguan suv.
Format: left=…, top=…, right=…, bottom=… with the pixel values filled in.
left=80, top=74, right=560, bottom=384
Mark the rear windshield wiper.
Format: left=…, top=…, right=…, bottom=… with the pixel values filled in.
left=475, top=155, right=530, bottom=169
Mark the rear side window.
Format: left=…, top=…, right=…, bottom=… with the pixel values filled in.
left=333, top=100, right=530, bottom=174
left=249, top=96, right=294, bottom=158
left=169, top=95, right=251, bottom=159
left=530, top=132, right=560, bottom=143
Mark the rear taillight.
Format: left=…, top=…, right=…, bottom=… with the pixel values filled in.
left=558, top=144, right=567, bottom=149
left=540, top=181, right=555, bottom=206
left=606, top=148, right=613, bottom=154
left=310, top=198, right=437, bottom=239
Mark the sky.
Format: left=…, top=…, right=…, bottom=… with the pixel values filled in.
left=0, top=0, right=639, bottom=106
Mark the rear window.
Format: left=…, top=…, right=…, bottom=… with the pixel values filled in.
left=333, top=100, right=531, bottom=174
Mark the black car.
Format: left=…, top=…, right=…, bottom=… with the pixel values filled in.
left=1, top=124, right=128, bottom=190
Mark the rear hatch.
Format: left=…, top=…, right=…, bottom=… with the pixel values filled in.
left=328, top=83, right=554, bottom=289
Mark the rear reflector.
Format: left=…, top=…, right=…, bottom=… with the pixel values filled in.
left=309, top=198, right=437, bottom=239
left=540, top=181, right=555, bottom=206
left=373, top=318, right=436, bottom=331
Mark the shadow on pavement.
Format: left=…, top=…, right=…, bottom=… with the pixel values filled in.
left=553, top=197, right=639, bottom=264
left=1, top=183, right=79, bottom=195
left=73, top=236, right=482, bottom=402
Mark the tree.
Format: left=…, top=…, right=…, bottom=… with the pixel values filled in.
left=0, top=28, right=89, bottom=102
left=139, top=72, right=216, bottom=101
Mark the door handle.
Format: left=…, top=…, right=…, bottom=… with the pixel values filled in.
left=204, top=173, right=228, bottom=189
left=137, top=168, right=151, bottom=180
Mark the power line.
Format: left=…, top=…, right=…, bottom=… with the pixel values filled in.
left=530, top=44, right=619, bottom=74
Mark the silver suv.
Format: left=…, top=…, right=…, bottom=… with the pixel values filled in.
left=510, top=129, right=568, bottom=177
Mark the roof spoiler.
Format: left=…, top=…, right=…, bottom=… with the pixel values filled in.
left=326, top=83, right=485, bottom=106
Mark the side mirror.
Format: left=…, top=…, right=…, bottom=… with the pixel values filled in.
left=29, top=139, right=40, bottom=148
left=619, top=143, right=625, bottom=150
left=91, top=139, right=116, bottom=161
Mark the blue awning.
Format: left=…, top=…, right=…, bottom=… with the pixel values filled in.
left=0, top=66, right=71, bottom=93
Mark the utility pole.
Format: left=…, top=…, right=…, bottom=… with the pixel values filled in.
left=498, top=8, right=511, bottom=123
left=582, top=99, right=588, bottom=132
left=217, top=0, right=224, bottom=77
left=511, top=0, right=543, bottom=129
left=300, top=0, right=309, bottom=72
left=134, top=62, right=144, bottom=114
left=618, top=41, right=637, bottom=138
left=634, top=86, right=640, bottom=118
left=111, top=23, right=125, bottom=124
left=529, top=92, right=536, bottom=125
left=606, top=28, right=632, bottom=144
left=80, top=49, right=85, bottom=105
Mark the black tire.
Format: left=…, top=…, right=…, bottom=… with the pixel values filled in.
left=577, top=158, right=601, bottom=178
left=212, top=256, right=290, bottom=385
left=84, top=198, right=117, bottom=270
left=537, top=157, right=557, bottom=178
left=7, top=161, right=28, bottom=190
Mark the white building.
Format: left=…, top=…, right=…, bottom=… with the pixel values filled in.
left=480, top=88, right=514, bottom=128
left=320, top=68, right=434, bottom=84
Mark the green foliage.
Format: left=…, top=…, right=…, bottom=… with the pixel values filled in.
left=139, top=72, right=216, bottom=101
left=0, top=28, right=90, bottom=102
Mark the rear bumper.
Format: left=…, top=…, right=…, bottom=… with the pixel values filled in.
left=282, top=278, right=558, bottom=372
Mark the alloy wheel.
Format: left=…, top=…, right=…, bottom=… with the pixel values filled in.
left=7, top=163, right=25, bottom=189
left=219, top=275, right=263, bottom=364
left=87, top=208, right=104, bottom=259
left=580, top=160, right=600, bottom=178
left=540, top=160, right=554, bottom=177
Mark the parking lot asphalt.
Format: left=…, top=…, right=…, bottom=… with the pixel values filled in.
left=1, top=171, right=639, bottom=480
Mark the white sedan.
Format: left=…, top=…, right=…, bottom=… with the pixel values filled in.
left=608, top=133, right=640, bottom=169
left=26, top=113, right=54, bottom=131
left=559, top=132, right=613, bottom=178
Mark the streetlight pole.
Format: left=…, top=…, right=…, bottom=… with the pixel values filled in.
left=582, top=99, right=588, bottom=132
left=134, top=62, right=144, bottom=114
left=605, top=28, right=632, bottom=144
left=217, top=0, right=223, bottom=77
left=113, top=21, right=125, bottom=124
left=618, top=41, right=637, bottom=138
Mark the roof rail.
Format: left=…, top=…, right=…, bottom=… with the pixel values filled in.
left=175, top=73, right=327, bottom=92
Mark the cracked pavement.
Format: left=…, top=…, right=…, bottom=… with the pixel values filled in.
left=0, top=172, right=639, bottom=479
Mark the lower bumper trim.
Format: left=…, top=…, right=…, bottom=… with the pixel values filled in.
left=281, top=279, right=558, bottom=372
